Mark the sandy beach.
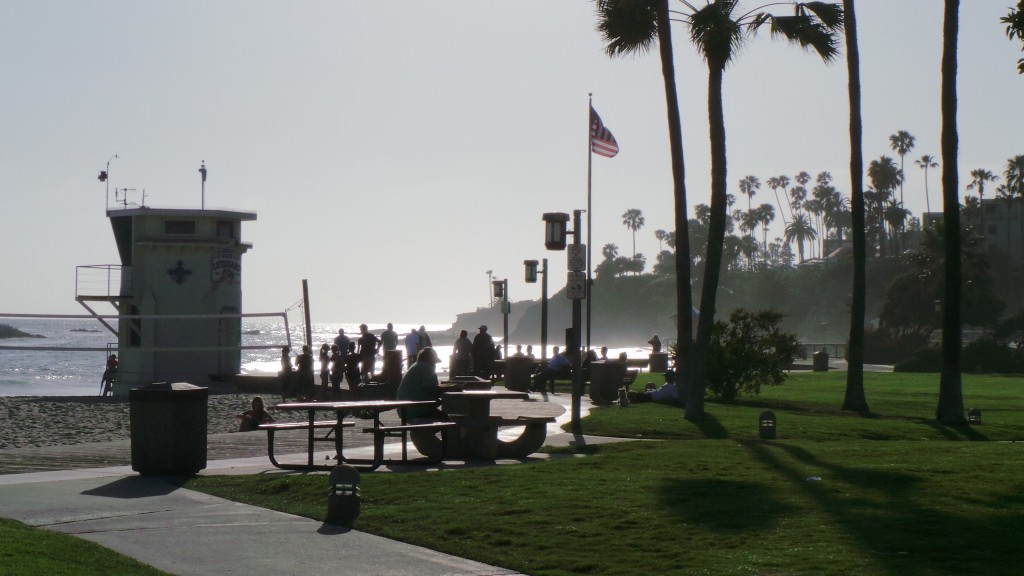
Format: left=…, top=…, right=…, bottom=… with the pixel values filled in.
left=0, top=393, right=271, bottom=450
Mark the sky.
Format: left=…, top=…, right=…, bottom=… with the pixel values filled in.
left=2, top=1, right=1022, bottom=327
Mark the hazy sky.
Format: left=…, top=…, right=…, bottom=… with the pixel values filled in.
left=3, top=1, right=1022, bottom=326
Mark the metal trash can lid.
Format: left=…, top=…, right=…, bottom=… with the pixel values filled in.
left=130, top=382, right=208, bottom=400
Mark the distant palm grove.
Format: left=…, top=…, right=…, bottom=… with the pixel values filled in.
left=593, top=0, right=1024, bottom=424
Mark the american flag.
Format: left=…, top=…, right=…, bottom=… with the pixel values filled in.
left=590, top=106, right=619, bottom=158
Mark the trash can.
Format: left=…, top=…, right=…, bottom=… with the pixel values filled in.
left=649, top=352, right=669, bottom=373
left=130, top=382, right=208, bottom=475
left=812, top=348, right=829, bottom=372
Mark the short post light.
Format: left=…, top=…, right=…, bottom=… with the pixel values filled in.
left=759, top=410, right=777, bottom=440
left=968, top=408, right=982, bottom=424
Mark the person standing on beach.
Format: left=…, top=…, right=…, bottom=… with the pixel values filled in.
left=295, top=345, right=316, bottom=399
left=417, top=325, right=432, bottom=350
left=279, top=346, right=294, bottom=399
left=472, top=325, right=495, bottom=380
left=329, top=344, right=345, bottom=400
left=404, top=329, right=420, bottom=368
left=318, top=343, right=331, bottom=399
left=344, top=342, right=362, bottom=396
left=100, top=353, right=118, bottom=396
left=357, top=324, right=381, bottom=381
left=380, top=323, right=399, bottom=352
left=334, top=328, right=351, bottom=356
left=452, top=329, right=473, bottom=377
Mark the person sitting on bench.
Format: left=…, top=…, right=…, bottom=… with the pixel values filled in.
left=532, top=347, right=572, bottom=393
left=396, top=347, right=446, bottom=420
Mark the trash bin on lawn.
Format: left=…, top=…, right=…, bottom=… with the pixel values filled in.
left=130, top=382, right=208, bottom=475
left=812, top=348, right=830, bottom=372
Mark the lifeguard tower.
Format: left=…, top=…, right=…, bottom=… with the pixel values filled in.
left=77, top=206, right=257, bottom=396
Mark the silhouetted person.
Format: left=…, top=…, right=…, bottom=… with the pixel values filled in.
left=357, top=323, right=381, bottom=381
left=472, top=325, right=495, bottom=379
left=295, top=345, right=315, bottom=399
left=452, top=329, right=473, bottom=377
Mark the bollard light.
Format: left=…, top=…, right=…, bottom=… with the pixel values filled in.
left=968, top=407, right=982, bottom=424
left=543, top=212, right=570, bottom=250
left=524, top=259, right=539, bottom=283
left=326, top=464, right=361, bottom=526
left=759, top=410, right=777, bottom=440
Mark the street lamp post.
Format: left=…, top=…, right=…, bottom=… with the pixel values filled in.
left=492, top=278, right=509, bottom=359
left=524, top=258, right=549, bottom=362
left=542, top=210, right=585, bottom=432
left=99, top=154, right=118, bottom=211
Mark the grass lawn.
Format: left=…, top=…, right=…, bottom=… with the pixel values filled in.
left=0, top=518, right=171, bottom=576
left=179, top=372, right=1024, bottom=575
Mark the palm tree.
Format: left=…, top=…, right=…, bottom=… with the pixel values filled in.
left=842, top=0, right=868, bottom=412
left=1004, top=155, right=1024, bottom=265
left=596, top=0, right=694, bottom=380
left=868, top=155, right=901, bottom=254
left=1002, top=1, right=1024, bottom=74
left=738, top=175, right=761, bottom=213
left=655, top=228, right=668, bottom=251
left=936, top=0, right=964, bottom=424
left=682, top=0, right=842, bottom=421
left=889, top=130, right=916, bottom=207
left=621, top=208, right=646, bottom=263
left=756, top=203, right=775, bottom=257
left=915, top=154, right=939, bottom=216
left=767, top=175, right=792, bottom=224
left=785, top=213, right=817, bottom=262
left=966, top=168, right=999, bottom=232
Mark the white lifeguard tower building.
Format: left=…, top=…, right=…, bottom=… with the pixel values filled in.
left=77, top=206, right=257, bottom=395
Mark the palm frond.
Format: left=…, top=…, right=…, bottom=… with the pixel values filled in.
left=595, top=0, right=659, bottom=56
left=769, top=14, right=840, bottom=61
left=798, top=2, right=843, bottom=30
left=689, top=0, right=743, bottom=66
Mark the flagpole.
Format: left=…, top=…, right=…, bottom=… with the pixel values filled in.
left=586, top=94, right=593, bottom=352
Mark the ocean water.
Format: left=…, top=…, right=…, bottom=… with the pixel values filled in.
left=0, top=318, right=654, bottom=397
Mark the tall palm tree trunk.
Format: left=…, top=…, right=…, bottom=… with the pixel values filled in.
left=655, top=0, right=694, bottom=381
left=688, top=61, right=727, bottom=422
left=937, top=0, right=965, bottom=424
left=843, top=0, right=868, bottom=412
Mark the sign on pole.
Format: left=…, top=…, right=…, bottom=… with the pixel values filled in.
left=566, top=271, right=586, bottom=299
left=567, top=244, right=586, bottom=272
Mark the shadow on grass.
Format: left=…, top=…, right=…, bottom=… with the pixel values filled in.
left=656, top=478, right=795, bottom=532
left=742, top=440, right=1022, bottom=576
left=693, top=412, right=729, bottom=439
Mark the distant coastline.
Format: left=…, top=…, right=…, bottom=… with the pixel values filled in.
left=0, top=323, right=45, bottom=339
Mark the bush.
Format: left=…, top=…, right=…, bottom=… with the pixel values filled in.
left=862, top=327, right=927, bottom=365
left=706, top=309, right=801, bottom=401
left=961, top=337, right=1023, bottom=374
left=893, top=346, right=941, bottom=372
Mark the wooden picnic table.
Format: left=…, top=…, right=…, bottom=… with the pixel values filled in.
left=268, top=399, right=438, bottom=471
left=435, top=390, right=554, bottom=460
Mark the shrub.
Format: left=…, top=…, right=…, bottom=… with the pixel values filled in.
left=706, top=309, right=801, bottom=401
left=961, top=337, right=1023, bottom=374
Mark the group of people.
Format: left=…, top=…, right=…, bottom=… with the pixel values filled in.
left=278, top=323, right=435, bottom=401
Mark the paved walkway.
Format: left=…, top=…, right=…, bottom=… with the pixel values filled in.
left=0, top=390, right=626, bottom=576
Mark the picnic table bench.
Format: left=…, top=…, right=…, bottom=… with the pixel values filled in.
left=362, top=421, right=458, bottom=463
left=258, top=419, right=355, bottom=471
